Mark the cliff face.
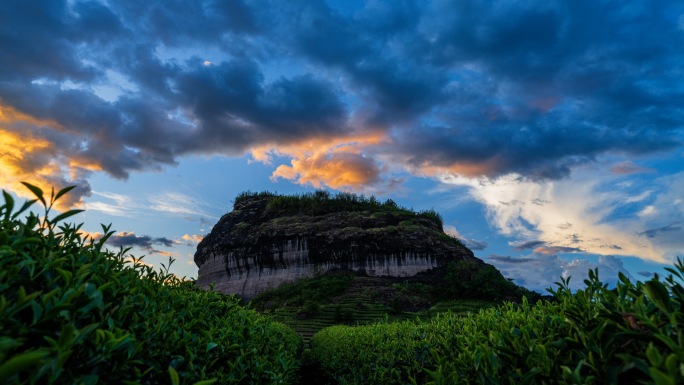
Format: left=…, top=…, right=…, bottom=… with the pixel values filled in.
left=194, top=193, right=479, bottom=299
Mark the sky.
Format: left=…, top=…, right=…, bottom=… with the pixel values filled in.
left=1, top=0, right=683, bottom=292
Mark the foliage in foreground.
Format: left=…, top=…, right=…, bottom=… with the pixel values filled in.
left=0, top=184, right=302, bottom=385
left=308, top=262, right=684, bottom=384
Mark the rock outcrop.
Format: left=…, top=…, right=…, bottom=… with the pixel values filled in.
left=194, top=192, right=480, bottom=299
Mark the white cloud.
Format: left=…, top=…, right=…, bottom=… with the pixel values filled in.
left=149, top=192, right=216, bottom=218
left=638, top=205, right=656, bottom=218
left=486, top=254, right=564, bottom=292
left=87, top=191, right=139, bottom=216
left=487, top=254, right=637, bottom=292
left=87, top=190, right=219, bottom=221
left=444, top=224, right=488, bottom=250
left=439, top=168, right=683, bottom=264
left=625, top=190, right=652, bottom=203
left=443, top=224, right=464, bottom=238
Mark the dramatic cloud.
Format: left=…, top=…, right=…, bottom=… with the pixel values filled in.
left=440, top=168, right=684, bottom=264
left=1, top=0, right=682, bottom=196
left=0, top=106, right=93, bottom=209
left=251, top=131, right=392, bottom=191
left=1, top=0, right=683, bottom=272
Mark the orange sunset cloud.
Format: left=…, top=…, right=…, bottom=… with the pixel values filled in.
left=0, top=105, right=94, bottom=211
left=251, top=131, right=388, bottom=190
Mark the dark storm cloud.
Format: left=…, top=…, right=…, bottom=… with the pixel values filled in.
left=0, top=1, right=98, bottom=82
left=0, top=0, right=347, bottom=190
left=511, top=241, right=583, bottom=255
left=638, top=223, right=682, bottom=239
left=488, top=255, right=536, bottom=264
left=282, top=0, right=445, bottom=124
left=107, top=232, right=176, bottom=251
left=108, top=0, right=257, bottom=47
left=534, top=246, right=585, bottom=255
left=513, top=240, right=547, bottom=251
left=389, top=0, right=684, bottom=179
left=1, top=0, right=683, bottom=194
left=174, top=59, right=348, bottom=152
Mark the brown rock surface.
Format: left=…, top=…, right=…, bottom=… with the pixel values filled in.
left=194, top=192, right=479, bottom=299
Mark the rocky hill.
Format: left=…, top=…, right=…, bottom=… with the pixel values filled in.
left=194, top=191, right=481, bottom=299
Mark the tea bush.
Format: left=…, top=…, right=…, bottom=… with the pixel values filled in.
left=309, top=262, right=684, bottom=384
left=0, top=184, right=302, bottom=384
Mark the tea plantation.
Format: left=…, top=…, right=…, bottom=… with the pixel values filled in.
left=2, top=184, right=682, bottom=384
left=0, top=184, right=301, bottom=385
left=306, top=265, right=684, bottom=384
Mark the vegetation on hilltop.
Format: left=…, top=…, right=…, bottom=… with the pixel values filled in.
left=235, top=190, right=444, bottom=230
left=0, top=184, right=301, bottom=385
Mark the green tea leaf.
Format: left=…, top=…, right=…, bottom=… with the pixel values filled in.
left=649, top=367, right=675, bottom=385
left=644, top=280, right=671, bottom=312
left=168, top=366, right=180, bottom=385
left=50, top=209, right=84, bottom=225
left=0, top=350, right=49, bottom=380
left=2, top=191, right=14, bottom=220
left=646, top=344, right=663, bottom=366
left=21, top=182, right=45, bottom=207
left=192, top=379, right=218, bottom=385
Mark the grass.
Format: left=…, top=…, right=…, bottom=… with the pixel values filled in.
left=234, top=190, right=445, bottom=230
